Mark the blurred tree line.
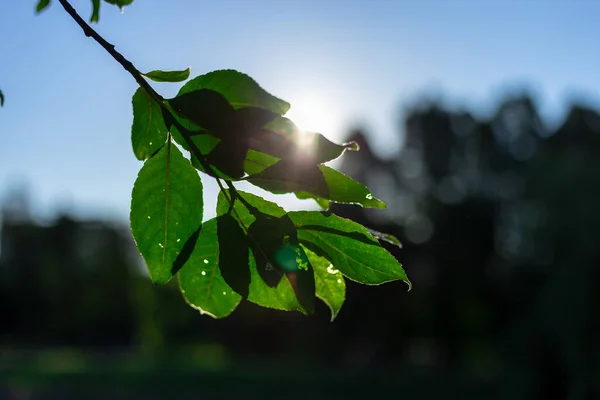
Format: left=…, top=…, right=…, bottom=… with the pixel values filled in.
left=1, top=93, right=598, bottom=398
left=332, top=94, right=600, bottom=398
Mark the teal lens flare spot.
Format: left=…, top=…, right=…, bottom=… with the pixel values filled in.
left=275, top=243, right=309, bottom=272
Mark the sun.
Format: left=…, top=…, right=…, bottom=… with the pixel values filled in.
left=282, top=92, right=343, bottom=159
left=284, top=94, right=339, bottom=144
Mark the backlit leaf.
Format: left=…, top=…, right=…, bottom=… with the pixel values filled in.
left=178, top=69, right=290, bottom=115
left=206, top=142, right=248, bottom=179
left=283, top=244, right=316, bottom=314
left=217, top=214, right=250, bottom=298
left=317, top=165, right=386, bottom=208
left=131, top=87, right=168, bottom=160
left=304, top=246, right=345, bottom=321
left=130, top=141, right=203, bottom=283
left=167, top=115, right=220, bottom=171
left=216, top=190, right=286, bottom=219
left=216, top=190, right=306, bottom=312
left=252, top=117, right=357, bottom=163
left=248, top=163, right=385, bottom=208
left=247, top=161, right=329, bottom=198
left=164, top=109, right=236, bottom=180
left=169, top=89, right=233, bottom=133
left=143, top=68, right=191, bottom=83
left=243, top=150, right=279, bottom=175
left=178, top=218, right=242, bottom=318
left=246, top=214, right=291, bottom=287
left=169, top=90, right=279, bottom=178
left=289, top=211, right=410, bottom=287
left=247, top=255, right=305, bottom=312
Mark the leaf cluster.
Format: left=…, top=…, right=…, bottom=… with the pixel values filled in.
left=37, top=0, right=410, bottom=319
left=129, top=69, right=410, bottom=319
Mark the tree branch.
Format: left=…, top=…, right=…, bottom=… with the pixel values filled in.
left=58, top=1, right=213, bottom=164
left=58, top=0, right=247, bottom=215
left=57, top=0, right=164, bottom=104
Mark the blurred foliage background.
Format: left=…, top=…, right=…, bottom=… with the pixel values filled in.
left=1, top=90, right=599, bottom=399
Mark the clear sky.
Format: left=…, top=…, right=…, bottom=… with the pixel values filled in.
left=1, top=0, right=600, bottom=222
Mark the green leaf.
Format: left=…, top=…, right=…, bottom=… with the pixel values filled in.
left=247, top=163, right=385, bottom=208
left=247, top=161, right=329, bottom=198
left=246, top=214, right=292, bottom=287
left=252, top=117, right=357, bottom=163
left=178, top=218, right=242, bottom=318
left=170, top=129, right=235, bottom=181
left=216, top=190, right=306, bottom=312
left=130, top=141, right=204, bottom=284
left=169, top=90, right=279, bottom=178
left=247, top=255, right=306, bottom=312
left=178, top=70, right=290, bottom=115
left=217, top=214, right=250, bottom=298
left=169, top=89, right=233, bottom=133
left=206, top=141, right=251, bottom=180
left=281, top=244, right=316, bottom=313
left=206, top=107, right=280, bottom=178
left=289, top=211, right=410, bottom=288
left=131, top=88, right=168, bottom=161
left=35, top=0, right=51, bottom=13
left=191, top=154, right=238, bottom=180
left=185, top=133, right=220, bottom=156
left=317, top=165, right=386, bottom=208
left=167, top=114, right=218, bottom=157
left=91, top=0, right=100, bottom=22
left=143, top=68, right=190, bottom=83
left=243, top=212, right=314, bottom=314
left=217, top=189, right=286, bottom=219
left=304, top=246, right=345, bottom=321
left=243, top=150, right=279, bottom=175
left=165, top=109, right=227, bottom=179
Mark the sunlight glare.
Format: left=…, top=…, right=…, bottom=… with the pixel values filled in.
left=295, top=129, right=315, bottom=151
left=286, top=95, right=337, bottom=135
left=284, top=94, right=340, bottom=156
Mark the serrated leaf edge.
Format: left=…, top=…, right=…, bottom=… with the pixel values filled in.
left=300, top=229, right=405, bottom=285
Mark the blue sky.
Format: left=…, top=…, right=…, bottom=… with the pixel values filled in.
left=1, top=0, right=600, bottom=221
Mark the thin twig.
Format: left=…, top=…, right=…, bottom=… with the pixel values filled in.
left=56, top=0, right=288, bottom=283
left=57, top=0, right=164, bottom=104
left=57, top=0, right=227, bottom=181
left=57, top=0, right=248, bottom=217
